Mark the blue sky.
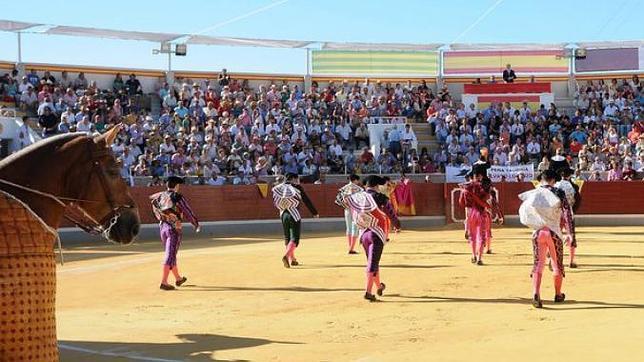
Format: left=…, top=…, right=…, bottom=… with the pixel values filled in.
left=1, top=0, right=642, bottom=74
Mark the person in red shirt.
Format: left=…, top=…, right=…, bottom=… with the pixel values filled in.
left=359, top=147, right=374, bottom=165
left=569, top=139, right=583, bottom=155
left=627, top=125, right=641, bottom=145
left=622, top=161, right=636, bottom=181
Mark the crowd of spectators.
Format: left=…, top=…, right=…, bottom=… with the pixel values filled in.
left=1, top=67, right=441, bottom=185
left=2, top=66, right=642, bottom=183
left=427, top=75, right=643, bottom=181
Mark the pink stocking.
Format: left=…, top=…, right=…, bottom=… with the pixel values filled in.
left=171, top=265, right=181, bottom=280
left=285, top=241, right=297, bottom=261
left=161, top=265, right=171, bottom=285
left=570, top=246, right=576, bottom=264
left=532, top=272, right=543, bottom=297
left=477, top=239, right=484, bottom=261
left=554, top=275, right=563, bottom=295
left=350, top=235, right=358, bottom=252
left=470, top=240, right=476, bottom=258
left=365, top=272, right=375, bottom=294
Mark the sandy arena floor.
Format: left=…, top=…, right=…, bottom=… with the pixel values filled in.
left=56, top=226, right=644, bottom=362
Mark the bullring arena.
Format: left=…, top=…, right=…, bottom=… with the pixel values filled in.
left=57, top=226, right=644, bottom=361
left=54, top=183, right=644, bottom=362
left=0, top=2, right=643, bottom=361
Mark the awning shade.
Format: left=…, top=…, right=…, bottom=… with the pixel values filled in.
left=0, top=20, right=41, bottom=31
left=45, top=25, right=182, bottom=43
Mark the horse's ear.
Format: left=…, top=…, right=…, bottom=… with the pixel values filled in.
left=94, top=123, right=123, bottom=147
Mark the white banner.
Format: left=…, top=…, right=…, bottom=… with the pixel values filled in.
left=446, top=165, right=472, bottom=183
left=446, top=164, right=535, bottom=183
left=488, top=164, right=535, bottom=182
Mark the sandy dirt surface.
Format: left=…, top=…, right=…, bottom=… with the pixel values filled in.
left=56, top=226, right=644, bottom=362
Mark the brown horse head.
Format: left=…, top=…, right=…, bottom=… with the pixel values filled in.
left=0, top=126, right=140, bottom=244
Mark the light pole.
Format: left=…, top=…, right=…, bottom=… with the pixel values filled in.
left=153, top=42, right=187, bottom=85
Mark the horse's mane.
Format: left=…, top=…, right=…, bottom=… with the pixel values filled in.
left=0, top=133, right=88, bottom=170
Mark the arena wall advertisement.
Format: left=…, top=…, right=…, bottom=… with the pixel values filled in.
left=445, top=164, right=535, bottom=183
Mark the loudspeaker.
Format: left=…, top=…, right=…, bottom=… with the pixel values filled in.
left=175, top=44, right=187, bottom=56
left=575, top=48, right=587, bottom=59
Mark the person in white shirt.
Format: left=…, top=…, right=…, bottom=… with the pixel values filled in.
left=159, top=136, right=176, bottom=155
left=493, top=147, right=508, bottom=166
left=328, top=139, right=343, bottom=158
left=18, top=77, right=31, bottom=94
left=603, top=100, right=619, bottom=117
left=401, top=124, right=417, bottom=144
left=207, top=172, right=227, bottom=186
left=76, top=116, right=93, bottom=134
left=456, top=104, right=467, bottom=119
left=163, top=92, right=178, bottom=109
left=120, top=147, right=136, bottom=170
left=527, top=138, right=541, bottom=160
left=459, top=130, right=474, bottom=147
left=465, top=103, right=478, bottom=120
left=519, top=102, right=532, bottom=121
left=291, top=127, right=308, bottom=144
left=511, top=119, right=525, bottom=141
left=265, top=118, right=281, bottom=135
left=445, top=130, right=459, bottom=146
left=335, top=121, right=352, bottom=145
left=590, top=157, right=606, bottom=172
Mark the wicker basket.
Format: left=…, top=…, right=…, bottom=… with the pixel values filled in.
left=0, top=190, right=58, bottom=362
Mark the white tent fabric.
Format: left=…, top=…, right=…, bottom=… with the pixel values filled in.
left=45, top=25, right=182, bottom=43
left=0, top=19, right=640, bottom=53
left=322, top=42, right=441, bottom=51
left=187, top=35, right=312, bottom=48
left=449, top=43, right=566, bottom=51
left=0, top=20, right=41, bottom=31
left=577, top=41, right=644, bottom=49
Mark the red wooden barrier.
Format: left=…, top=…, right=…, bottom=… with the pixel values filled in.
left=61, top=181, right=644, bottom=226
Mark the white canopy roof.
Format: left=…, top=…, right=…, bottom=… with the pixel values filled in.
left=448, top=43, right=567, bottom=51
left=322, top=42, right=441, bottom=51
left=188, top=35, right=312, bottom=48
left=0, top=20, right=41, bottom=31
left=0, top=19, right=640, bottom=52
left=45, top=25, right=183, bottom=43
left=577, top=41, right=644, bottom=49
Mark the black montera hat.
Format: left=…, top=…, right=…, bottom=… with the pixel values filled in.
left=166, top=176, right=185, bottom=186
left=364, top=175, right=386, bottom=187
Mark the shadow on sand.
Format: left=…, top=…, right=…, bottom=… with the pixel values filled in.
left=383, top=294, right=644, bottom=310
left=298, top=263, right=453, bottom=270
left=176, top=285, right=363, bottom=293
left=59, top=333, right=301, bottom=362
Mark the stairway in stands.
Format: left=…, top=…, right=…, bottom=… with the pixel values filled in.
left=149, top=93, right=161, bottom=119
left=410, top=119, right=439, bottom=154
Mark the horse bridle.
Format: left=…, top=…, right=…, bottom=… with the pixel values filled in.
left=0, top=138, right=134, bottom=241
left=64, top=141, right=135, bottom=239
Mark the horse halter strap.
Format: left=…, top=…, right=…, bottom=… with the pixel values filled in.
left=61, top=141, right=133, bottom=238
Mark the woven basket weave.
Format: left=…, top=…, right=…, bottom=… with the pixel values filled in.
left=0, top=190, right=58, bottom=362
